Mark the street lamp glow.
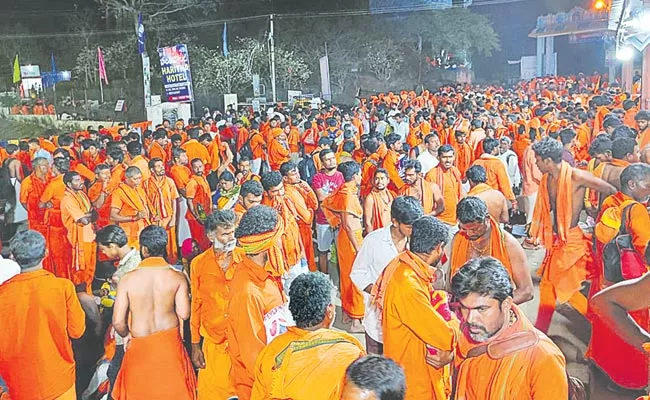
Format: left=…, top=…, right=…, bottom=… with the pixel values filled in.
left=593, top=0, right=607, bottom=10
left=617, top=46, right=634, bottom=61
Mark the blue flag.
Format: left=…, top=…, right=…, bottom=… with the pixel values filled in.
left=137, top=13, right=146, bottom=54
left=223, top=22, right=229, bottom=57
left=51, top=53, right=57, bottom=75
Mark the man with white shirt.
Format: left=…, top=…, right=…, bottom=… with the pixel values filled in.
left=498, top=136, right=522, bottom=193
left=389, top=113, right=410, bottom=142
left=350, top=196, right=424, bottom=354
left=416, top=133, right=440, bottom=175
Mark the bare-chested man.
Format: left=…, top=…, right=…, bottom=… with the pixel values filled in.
left=398, top=159, right=444, bottom=217
left=111, top=225, right=196, bottom=400
left=530, top=138, right=616, bottom=333
left=595, top=136, right=640, bottom=193
left=363, top=168, right=395, bottom=233
left=465, top=165, right=509, bottom=224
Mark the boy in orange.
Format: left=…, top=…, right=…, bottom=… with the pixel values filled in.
left=227, top=206, right=288, bottom=400
left=110, top=166, right=154, bottom=248
left=0, top=230, right=86, bottom=400
left=530, top=138, right=616, bottom=333
left=60, top=171, right=97, bottom=289
left=382, top=134, right=406, bottom=191
left=251, top=272, right=365, bottom=400
left=186, top=158, right=213, bottom=250
left=373, top=216, right=457, bottom=400
left=322, top=161, right=365, bottom=333
left=452, top=258, right=568, bottom=399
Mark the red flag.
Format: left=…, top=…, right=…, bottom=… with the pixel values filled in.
left=98, top=47, right=108, bottom=85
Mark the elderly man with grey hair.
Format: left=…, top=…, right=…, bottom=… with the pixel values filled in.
left=0, top=230, right=86, bottom=400
left=497, top=136, right=522, bottom=194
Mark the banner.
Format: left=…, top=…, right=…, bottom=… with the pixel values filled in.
left=98, top=47, right=109, bottom=85
left=137, top=13, right=146, bottom=55
left=12, top=55, right=20, bottom=84
left=143, top=54, right=151, bottom=107
left=319, top=55, right=331, bottom=102
left=158, top=44, right=194, bottom=103
left=223, top=22, right=229, bottom=57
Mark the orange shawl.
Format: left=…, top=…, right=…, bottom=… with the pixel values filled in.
left=398, top=179, right=435, bottom=214
left=467, top=183, right=492, bottom=197
left=321, top=181, right=363, bottom=228
left=367, top=189, right=395, bottom=231
left=234, top=218, right=287, bottom=278
left=450, top=216, right=512, bottom=278
left=530, top=161, right=573, bottom=248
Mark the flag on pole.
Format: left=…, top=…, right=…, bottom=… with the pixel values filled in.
left=98, top=47, right=108, bottom=85
left=223, top=22, right=229, bottom=57
left=137, top=13, right=146, bottom=55
left=12, top=55, right=20, bottom=84
left=51, top=53, right=57, bottom=75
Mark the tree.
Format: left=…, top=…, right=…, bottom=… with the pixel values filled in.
left=73, top=47, right=99, bottom=87
left=363, top=39, right=404, bottom=81
left=105, top=39, right=138, bottom=81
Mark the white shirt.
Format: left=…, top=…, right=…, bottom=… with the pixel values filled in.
left=417, top=151, right=439, bottom=175
left=389, top=119, right=409, bottom=142
left=350, top=226, right=400, bottom=342
left=498, top=149, right=522, bottom=189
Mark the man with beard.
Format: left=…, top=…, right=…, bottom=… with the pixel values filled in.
left=261, top=171, right=307, bottom=291
left=268, top=124, right=291, bottom=171
left=143, top=158, right=179, bottom=264
left=417, top=133, right=441, bottom=175
left=60, top=171, right=97, bottom=290
left=450, top=197, right=533, bottom=305
left=251, top=272, right=365, bottom=400
left=190, top=210, right=238, bottom=400
left=382, top=134, right=406, bottom=191
left=87, top=164, right=113, bottom=229
left=425, top=145, right=464, bottom=236
left=372, top=216, right=456, bottom=400
left=186, top=158, right=213, bottom=250
left=452, top=257, right=568, bottom=399
left=235, top=155, right=260, bottom=185
left=234, top=179, right=264, bottom=222
left=398, top=160, right=444, bottom=217
left=363, top=168, right=395, bottom=233
left=110, top=166, right=154, bottom=248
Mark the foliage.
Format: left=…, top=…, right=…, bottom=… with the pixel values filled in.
left=363, top=39, right=405, bottom=81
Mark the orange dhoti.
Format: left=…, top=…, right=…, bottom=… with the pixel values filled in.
left=71, top=241, right=97, bottom=290
left=298, top=222, right=316, bottom=272
left=46, top=217, right=72, bottom=280
left=112, top=328, right=197, bottom=400
left=337, top=229, right=365, bottom=319
left=197, top=337, right=235, bottom=400
left=165, top=225, right=178, bottom=265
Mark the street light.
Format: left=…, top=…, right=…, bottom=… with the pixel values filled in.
left=617, top=45, right=634, bottom=61
left=593, top=0, right=608, bottom=10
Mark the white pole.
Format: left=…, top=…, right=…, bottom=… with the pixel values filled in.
left=99, top=78, right=104, bottom=104
left=270, top=13, right=277, bottom=103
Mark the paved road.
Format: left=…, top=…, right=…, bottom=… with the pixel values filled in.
left=329, top=247, right=647, bottom=399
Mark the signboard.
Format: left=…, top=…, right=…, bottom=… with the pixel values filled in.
left=252, top=99, right=261, bottom=113
left=520, top=56, right=537, bottom=80
left=253, top=74, right=261, bottom=97
left=530, top=7, right=608, bottom=37
left=115, top=99, right=125, bottom=112
left=287, top=90, right=302, bottom=107
left=20, top=65, right=41, bottom=78
left=157, top=44, right=194, bottom=103
left=143, top=54, right=151, bottom=107
left=224, top=94, right=238, bottom=110
left=319, top=56, right=332, bottom=102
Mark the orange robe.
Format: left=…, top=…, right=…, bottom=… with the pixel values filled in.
left=382, top=149, right=405, bottom=190
left=70, top=160, right=96, bottom=183
left=19, top=174, right=50, bottom=240
left=425, top=165, right=463, bottom=225
left=109, top=164, right=126, bottom=191
left=360, top=154, right=382, bottom=198
left=143, top=176, right=180, bottom=264
left=455, top=305, right=568, bottom=399
left=80, top=151, right=104, bottom=173
left=574, top=123, right=592, bottom=163
left=530, top=161, right=589, bottom=333
left=60, top=188, right=97, bottom=289
left=227, top=256, right=286, bottom=400
left=251, top=327, right=365, bottom=400
left=0, top=269, right=86, bottom=400
left=236, top=127, right=250, bottom=154
left=453, top=141, right=473, bottom=177
left=450, top=215, right=512, bottom=278
left=374, top=251, right=457, bottom=400
left=365, top=189, right=395, bottom=232
left=87, top=181, right=113, bottom=229
left=110, top=183, right=152, bottom=248
left=129, top=154, right=151, bottom=181
left=170, top=164, right=192, bottom=192
left=399, top=179, right=437, bottom=215
left=182, top=139, right=211, bottom=172
left=288, top=127, right=300, bottom=153
left=148, top=141, right=168, bottom=165
left=262, top=194, right=304, bottom=268
left=190, top=248, right=237, bottom=399
left=284, top=182, right=319, bottom=272
left=185, top=175, right=212, bottom=250
left=322, top=181, right=365, bottom=319
left=268, top=140, right=290, bottom=171
left=112, top=327, right=197, bottom=400
left=471, top=154, right=516, bottom=201
left=40, top=176, right=72, bottom=278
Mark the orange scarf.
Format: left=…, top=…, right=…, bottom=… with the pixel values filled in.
left=450, top=216, right=512, bottom=278
left=399, top=179, right=434, bottom=214
left=531, top=161, right=572, bottom=248
left=321, top=181, right=362, bottom=228
left=234, top=218, right=287, bottom=277
left=116, top=183, right=151, bottom=225
left=368, top=189, right=394, bottom=231
left=467, top=183, right=492, bottom=197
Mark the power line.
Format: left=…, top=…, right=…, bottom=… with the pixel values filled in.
left=0, top=0, right=534, bottom=40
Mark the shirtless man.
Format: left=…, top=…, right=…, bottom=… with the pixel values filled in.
left=398, top=159, right=444, bottom=217
left=111, top=225, right=196, bottom=400
left=363, top=168, right=395, bottom=232
left=530, top=138, right=616, bottom=333
left=597, top=137, right=640, bottom=192
left=465, top=165, right=509, bottom=224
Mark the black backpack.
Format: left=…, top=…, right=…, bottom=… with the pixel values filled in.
left=239, top=132, right=258, bottom=159
left=603, top=203, right=646, bottom=283
left=298, top=152, right=318, bottom=185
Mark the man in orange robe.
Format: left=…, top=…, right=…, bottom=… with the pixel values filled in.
left=80, top=139, right=104, bottom=172
left=530, top=138, right=616, bottom=333
left=170, top=147, right=191, bottom=196
left=227, top=206, right=288, bottom=400
left=261, top=170, right=306, bottom=290
left=251, top=272, right=365, bottom=400
left=280, top=161, right=319, bottom=272
left=60, top=171, right=97, bottom=289
left=268, top=128, right=291, bottom=171
left=234, top=180, right=264, bottom=222
left=190, top=211, right=238, bottom=400
left=360, top=138, right=387, bottom=198
left=87, top=164, right=114, bottom=229
left=126, top=141, right=151, bottom=181
left=143, top=158, right=180, bottom=264
left=452, top=258, right=568, bottom=399
left=322, top=161, right=365, bottom=333
left=19, top=157, right=50, bottom=240
left=111, top=226, right=196, bottom=400
left=182, top=129, right=211, bottom=171
left=466, top=165, right=510, bottom=223
left=110, top=166, right=154, bottom=248
left=452, top=130, right=473, bottom=178
left=592, top=136, right=639, bottom=193
left=373, top=216, right=457, bottom=400
left=399, top=159, right=444, bottom=217
left=451, top=197, right=534, bottom=304
left=0, top=230, right=86, bottom=400
left=106, top=149, right=126, bottom=189
left=470, top=138, right=516, bottom=207
left=149, top=129, right=169, bottom=165
left=39, top=158, right=72, bottom=279
left=382, top=134, right=406, bottom=191
left=364, top=168, right=395, bottom=233
left=425, top=144, right=464, bottom=230
left=186, top=158, right=213, bottom=250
